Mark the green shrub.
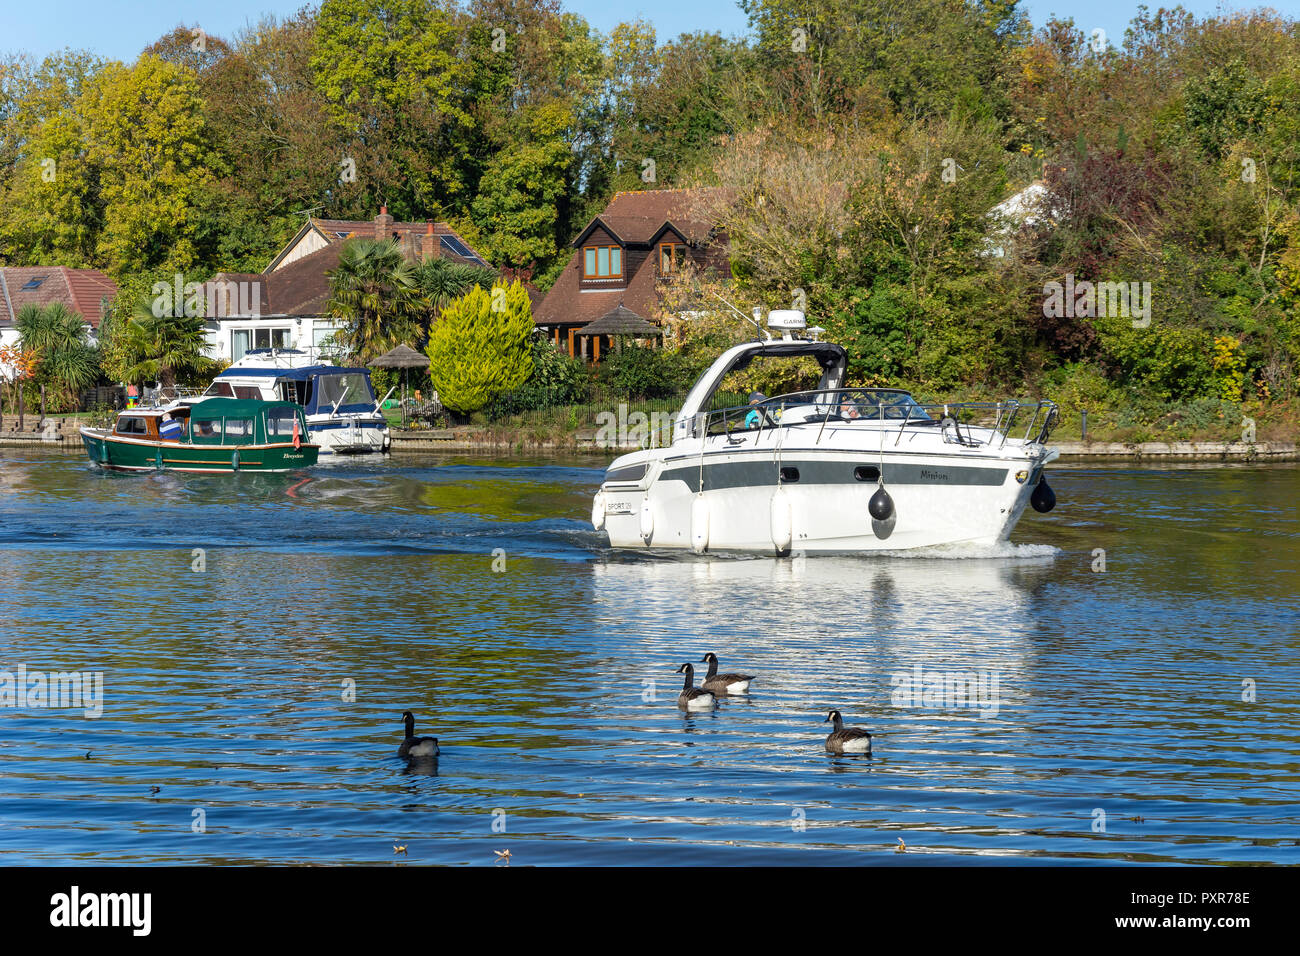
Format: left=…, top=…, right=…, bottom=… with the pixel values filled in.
left=486, top=335, right=590, bottom=418
left=598, top=345, right=691, bottom=400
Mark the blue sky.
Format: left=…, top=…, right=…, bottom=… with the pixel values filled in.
left=0, top=1, right=1283, bottom=63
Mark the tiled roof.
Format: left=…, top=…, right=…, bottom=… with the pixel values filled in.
left=0, top=266, right=117, bottom=328
left=301, top=218, right=489, bottom=268
left=534, top=245, right=662, bottom=327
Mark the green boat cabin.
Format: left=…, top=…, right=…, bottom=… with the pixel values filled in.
left=114, top=399, right=308, bottom=446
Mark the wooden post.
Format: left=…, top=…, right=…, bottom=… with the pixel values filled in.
left=40, top=384, right=47, bottom=422
left=593, top=336, right=601, bottom=362
left=17, top=382, right=24, bottom=431
left=567, top=327, right=576, bottom=357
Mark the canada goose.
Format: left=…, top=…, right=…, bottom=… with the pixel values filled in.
left=675, top=664, right=716, bottom=711
left=699, top=652, right=755, bottom=695
left=824, top=709, right=872, bottom=754
left=398, top=711, right=440, bottom=758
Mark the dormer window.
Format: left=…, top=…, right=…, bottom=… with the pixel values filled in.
left=659, top=243, right=685, bottom=275
left=583, top=245, right=622, bottom=278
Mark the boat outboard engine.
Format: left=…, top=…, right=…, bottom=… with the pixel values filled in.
left=868, top=479, right=894, bottom=521
left=1030, top=474, right=1056, bottom=513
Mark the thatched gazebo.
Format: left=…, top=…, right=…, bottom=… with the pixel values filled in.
left=369, top=343, right=430, bottom=428
left=578, top=304, right=663, bottom=361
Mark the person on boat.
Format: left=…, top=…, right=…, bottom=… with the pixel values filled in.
left=159, top=413, right=183, bottom=441
left=744, top=391, right=767, bottom=429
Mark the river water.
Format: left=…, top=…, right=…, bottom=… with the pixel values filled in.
left=0, top=449, right=1296, bottom=865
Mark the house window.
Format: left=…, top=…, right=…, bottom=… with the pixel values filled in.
left=21, top=276, right=48, bottom=291
left=255, top=328, right=291, bottom=350
left=659, top=243, right=685, bottom=275
left=583, top=245, right=622, bottom=278
left=231, top=327, right=291, bottom=360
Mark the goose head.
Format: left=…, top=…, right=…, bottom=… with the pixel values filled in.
left=675, top=663, right=695, bottom=678
left=401, top=710, right=415, bottom=736
left=700, top=653, right=718, bottom=665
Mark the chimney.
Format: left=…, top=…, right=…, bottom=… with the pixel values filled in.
left=400, top=229, right=417, bottom=262
left=420, top=221, right=439, bottom=261
left=374, top=205, right=394, bottom=241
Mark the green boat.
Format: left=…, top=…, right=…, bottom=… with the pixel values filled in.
left=80, top=398, right=320, bottom=473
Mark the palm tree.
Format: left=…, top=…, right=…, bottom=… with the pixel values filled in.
left=414, top=257, right=497, bottom=323
left=15, top=303, right=98, bottom=408
left=121, top=299, right=218, bottom=391
left=326, top=238, right=424, bottom=363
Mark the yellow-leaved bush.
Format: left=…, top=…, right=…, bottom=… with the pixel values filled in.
left=425, top=281, right=535, bottom=415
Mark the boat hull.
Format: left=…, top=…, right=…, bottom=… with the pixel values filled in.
left=597, top=443, right=1050, bottom=554
left=80, top=428, right=319, bottom=473
left=309, top=418, right=390, bottom=455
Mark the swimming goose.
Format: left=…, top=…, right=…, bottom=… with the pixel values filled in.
left=699, top=652, right=755, bottom=695
left=824, top=710, right=872, bottom=754
left=398, top=711, right=440, bottom=758
left=675, top=664, right=716, bottom=711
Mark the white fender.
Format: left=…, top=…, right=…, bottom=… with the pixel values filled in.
left=690, top=494, right=710, bottom=554
left=591, top=491, right=606, bottom=531
left=770, top=486, right=792, bottom=553
left=639, top=498, right=654, bottom=544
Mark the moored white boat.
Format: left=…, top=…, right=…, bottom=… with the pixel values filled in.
left=197, top=349, right=393, bottom=455
left=592, top=310, right=1060, bottom=554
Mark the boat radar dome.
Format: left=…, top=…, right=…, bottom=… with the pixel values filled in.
left=767, top=309, right=806, bottom=334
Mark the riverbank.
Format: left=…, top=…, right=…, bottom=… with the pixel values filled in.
left=6, top=417, right=1295, bottom=460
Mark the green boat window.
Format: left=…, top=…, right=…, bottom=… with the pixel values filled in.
left=116, top=417, right=148, bottom=435
left=192, top=419, right=222, bottom=444
left=265, top=408, right=299, bottom=437
left=224, top=418, right=254, bottom=442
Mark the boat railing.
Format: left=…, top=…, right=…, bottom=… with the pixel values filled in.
left=688, top=389, right=1058, bottom=448
left=132, top=386, right=206, bottom=408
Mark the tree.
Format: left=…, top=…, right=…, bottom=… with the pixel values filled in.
left=425, top=281, right=534, bottom=414
left=414, top=256, right=496, bottom=321
left=118, top=301, right=218, bottom=390
left=79, top=56, right=218, bottom=276
left=311, top=0, right=472, bottom=217
left=14, top=303, right=98, bottom=408
left=470, top=101, right=574, bottom=272
left=327, top=237, right=423, bottom=362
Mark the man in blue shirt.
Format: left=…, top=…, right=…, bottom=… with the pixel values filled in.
left=159, top=413, right=183, bottom=441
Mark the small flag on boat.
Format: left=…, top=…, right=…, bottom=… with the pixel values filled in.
left=292, top=419, right=301, bottom=449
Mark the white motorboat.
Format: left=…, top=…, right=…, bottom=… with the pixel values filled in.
left=197, top=349, right=393, bottom=455
left=591, top=310, right=1060, bottom=553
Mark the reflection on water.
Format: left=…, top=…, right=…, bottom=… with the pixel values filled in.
left=0, top=448, right=1297, bottom=865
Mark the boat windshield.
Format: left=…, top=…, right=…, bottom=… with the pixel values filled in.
left=313, top=372, right=374, bottom=409
left=808, top=388, right=933, bottom=421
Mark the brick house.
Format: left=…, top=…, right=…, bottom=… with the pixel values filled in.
left=201, top=208, right=490, bottom=362
left=533, top=188, right=729, bottom=361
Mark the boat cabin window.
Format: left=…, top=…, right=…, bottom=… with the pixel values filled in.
left=233, top=385, right=262, bottom=401
left=115, top=416, right=149, bottom=436
left=223, top=418, right=254, bottom=442
left=265, top=408, right=300, bottom=437
left=191, top=419, right=223, bottom=444
left=205, top=382, right=235, bottom=397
